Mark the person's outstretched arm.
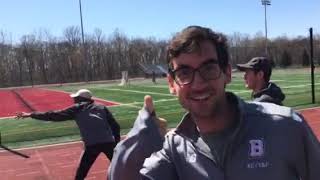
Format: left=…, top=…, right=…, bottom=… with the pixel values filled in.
left=16, top=105, right=78, bottom=121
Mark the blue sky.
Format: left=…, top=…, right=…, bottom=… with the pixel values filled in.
left=0, top=0, right=319, bottom=42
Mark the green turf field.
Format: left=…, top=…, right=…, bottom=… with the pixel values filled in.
left=1, top=68, right=319, bottom=148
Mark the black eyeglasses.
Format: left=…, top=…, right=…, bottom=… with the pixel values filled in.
left=169, top=59, right=221, bottom=85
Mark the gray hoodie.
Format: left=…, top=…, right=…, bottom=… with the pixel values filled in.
left=253, top=82, right=285, bottom=105
left=107, top=108, right=164, bottom=180
left=140, top=93, right=320, bottom=180
left=30, top=101, right=120, bottom=146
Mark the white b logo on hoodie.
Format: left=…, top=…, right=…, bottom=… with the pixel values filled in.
left=249, top=139, right=264, bottom=157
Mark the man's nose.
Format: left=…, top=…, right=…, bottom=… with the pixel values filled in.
left=190, top=71, right=207, bottom=89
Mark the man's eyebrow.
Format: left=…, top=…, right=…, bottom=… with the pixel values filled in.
left=175, top=64, right=192, bottom=69
left=174, top=58, right=218, bottom=69
left=202, top=58, right=218, bottom=64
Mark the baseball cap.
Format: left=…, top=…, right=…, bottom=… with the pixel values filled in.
left=70, top=89, right=92, bottom=99
left=236, top=57, right=272, bottom=72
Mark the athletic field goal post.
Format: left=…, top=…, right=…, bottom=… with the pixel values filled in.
left=119, top=71, right=129, bottom=86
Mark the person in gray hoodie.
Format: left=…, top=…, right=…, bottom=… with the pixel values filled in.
left=16, top=89, right=120, bottom=180
left=236, top=57, right=285, bottom=105
left=107, top=95, right=167, bottom=180
left=139, top=25, right=320, bottom=180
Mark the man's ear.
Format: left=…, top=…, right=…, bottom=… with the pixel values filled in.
left=169, top=88, right=176, bottom=95
left=224, top=64, right=232, bottom=84
left=257, top=71, right=264, bottom=80
left=167, top=74, right=176, bottom=95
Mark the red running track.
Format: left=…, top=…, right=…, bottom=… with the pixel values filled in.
left=0, top=107, right=319, bottom=180
left=0, top=142, right=109, bottom=180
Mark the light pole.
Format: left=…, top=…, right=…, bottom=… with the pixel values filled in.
left=79, top=0, right=85, bottom=46
left=261, top=0, right=271, bottom=56
left=78, top=0, right=88, bottom=81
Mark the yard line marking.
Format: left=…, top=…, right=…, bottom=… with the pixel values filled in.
left=106, top=88, right=174, bottom=96
left=91, top=96, right=121, bottom=105
left=143, top=85, right=170, bottom=88
left=229, top=83, right=320, bottom=95
left=270, top=80, right=285, bottom=82
left=35, top=149, right=51, bottom=177
left=110, top=103, right=141, bottom=109
left=229, top=90, right=251, bottom=94
left=0, top=141, right=83, bottom=152
left=0, top=116, right=15, bottom=120
left=231, top=79, right=285, bottom=82
left=111, top=98, right=178, bottom=108
left=15, top=171, right=42, bottom=176
left=281, top=83, right=320, bottom=89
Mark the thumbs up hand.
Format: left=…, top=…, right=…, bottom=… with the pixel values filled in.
left=144, top=95, right=155, bottom=115
left=143, top=95, right=167, bottom=137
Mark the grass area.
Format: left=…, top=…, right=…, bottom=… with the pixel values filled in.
left=1, top=67, right=319, bottom=149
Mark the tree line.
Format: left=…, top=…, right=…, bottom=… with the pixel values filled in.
left=0, top=27, right=319, bottom=88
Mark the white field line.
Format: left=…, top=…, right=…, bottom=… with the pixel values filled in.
left=92, top=96, right=121, bottom=105
left=94, top=98, right=178, bottom=109
left=143, top=85, right=170, bottom=88
left=110, top=103, right=141, bottom=109
left=231, top=79, right=285, bottom=82
left=34, top=150, right=51, bottom=177
left=229, top=90, right=251, bottom=94
left=0, top=116, right=15, bottom=120
left=230, top=83, right=320, bottom=95
left=270, top=79, right=285, bottom=82
left=281, top=83, right=320, bottom=89
left=107, top=88, right=174, bottom=96
left=0, top=141, right=83, bottom=152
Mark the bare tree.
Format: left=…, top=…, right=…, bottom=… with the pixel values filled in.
left=20, top=35, right=37, bottom=86
left=0, top=27, right=318, bottom=88
left=109, top=29, right=129, bottom=78
left=63, top=26, right=82, bottom=81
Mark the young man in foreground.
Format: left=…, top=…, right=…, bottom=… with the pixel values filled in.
left=139, top=26, right=320, bottom=180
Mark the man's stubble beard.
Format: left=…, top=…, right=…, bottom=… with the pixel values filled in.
left=179, top=93, right=226, bottom=120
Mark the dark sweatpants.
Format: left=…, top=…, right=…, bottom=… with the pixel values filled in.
left=75, top=142, right=116, bottom=180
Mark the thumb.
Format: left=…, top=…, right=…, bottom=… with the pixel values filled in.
left=156, top=117, right=168, bottom=137
left=144, top=95, right=154, bottom=114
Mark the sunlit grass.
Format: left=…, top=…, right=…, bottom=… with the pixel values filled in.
left=1, top=67, right=319, bottom=148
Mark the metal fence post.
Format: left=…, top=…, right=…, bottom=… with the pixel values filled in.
left=309, top=28, right=315, bottom=104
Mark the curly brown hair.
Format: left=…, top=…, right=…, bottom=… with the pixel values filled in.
left=167, top=25, right=230, bottom=73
